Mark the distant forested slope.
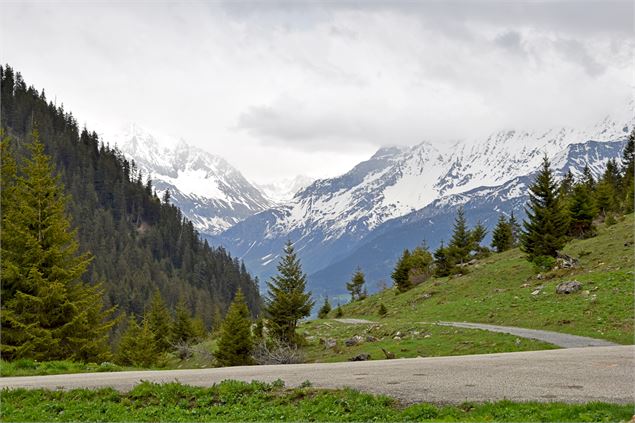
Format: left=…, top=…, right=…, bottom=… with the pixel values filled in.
left=0, top=65, right=260, bottom=326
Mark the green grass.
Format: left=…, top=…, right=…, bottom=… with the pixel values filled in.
left=0, top=359, right=129, bottom=377
left=2, top=380, right=632, bottom=422
left=334, top=214, right=634, bottom=345
left=301, top=319, right=555, bottom=363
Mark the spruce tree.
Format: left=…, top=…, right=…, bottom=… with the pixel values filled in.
left=582, top=165, right=595, bottom=190
left=568, top=184, right=596, bottom=238
left=171, top=298, right=198, bottom=346
left=491, top=215, right=513, bottom=253
left=1, top=134, right=114, bottom=361
left=317, top=297, right=332, bottom=319
left=508, top=212, right=521, bottom=247
left=391, top=249, right=412, bottom=292
left=116, top=316, right=161, bottom=367
left=470, top=221, right=488, bottom=254
left=346, top=268, right=366, bottom=301
left=621, top=130, right=634, bottom=212
left=448, top=208, right=471, bottom=264
left=215, top=289, right=254, bottom=367
left=433, top=242, right=452, bottom=277
left=265, top=241, right=314, bottom=345
left=145, top=290, right=173, bottom=352
left=521, top=156, right=568, bottom=261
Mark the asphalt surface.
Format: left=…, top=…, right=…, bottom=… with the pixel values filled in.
left=2, top=346, right=632, bottom=404
left=434, top=321, right=619, bottom=348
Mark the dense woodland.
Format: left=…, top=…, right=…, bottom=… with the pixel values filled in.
left=0, top=65, right=261, bottom=335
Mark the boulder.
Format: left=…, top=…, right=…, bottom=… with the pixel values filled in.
left=320, top=338, right=337, bottom=349
left=365, top=335, right=379, bottom=343
left=344, top=335, right=364, bottom=347
left=556, top=281, right=583, bottom=294
left=348, top=353, right=371, bottom=362
left=556, top=253, right=579, bottom=269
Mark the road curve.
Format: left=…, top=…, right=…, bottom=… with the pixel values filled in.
left=2, top=346, right=632, bottom=405
left=434, top=321, right=619, bottom=348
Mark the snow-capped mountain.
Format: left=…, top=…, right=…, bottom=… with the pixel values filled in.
left=257, top=175, right=314, bottom=204
left=109, top=123, right=273, bottom=235
left=215, top=103, right=633, bottom=291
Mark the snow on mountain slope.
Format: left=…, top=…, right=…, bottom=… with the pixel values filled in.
left=109, top=123, right=272, bottom=235
left=216, top=103, right=633, bottom=285
left=257, top=175, right=314, bottom=203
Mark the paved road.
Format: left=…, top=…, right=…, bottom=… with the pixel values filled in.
left=2, top=346, right=632, bottom=405
left=434, top=321, right=619, bottom=348
left=333, top=318, right=617, bottom=348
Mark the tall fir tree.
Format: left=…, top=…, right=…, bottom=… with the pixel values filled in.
left=391, top=249, right=412, bottom=292
left=433, top=241, right=452, bottom=277
left=448, top=208, right=471, bottom=264
left=346, top=267, right=366, bottom=301
left=568, top=184, right=596, bottom=238
left=621, top=130, right=634, bottom=212
left=144, top=290, right=173, bottom=352
left=521, top=156, right=569, bottom=261
left=470, top=221, right=488, bottom=254
left=170, top=297, right=198, bottom=345
left=491, top=215, right=513, bottom=253
left=265, top=241, right=314, bottom=345
left=582, top=165, right=595, bottom=190
left=1, top=133, right=114, bottom=361
left=215, top=289, right=254, bottom=367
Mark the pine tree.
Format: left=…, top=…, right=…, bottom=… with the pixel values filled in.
left=558, top=170, right=575, bottom=198
left=521, top=156, right=569, bottom=261
left=116, top=315, right=161, bottom=367
left=491, top=215, right=513, bottom=253
left=144, top=290, right=173, bottom=352
left=346, top=268, right=366, bottom=301
left=171, top=298, right=198, bottom=346
left=265, top=241, right=314, bottom=345
left=594, top=180, right=615, bottom=218
left=215, top=289, right=254, bottom=367
left=378, top=303, right=388, bottom=316
left=317, top=297, right=332, bottom=319
left=433, top=241, right=453, bottom=277
left=621, top=130, right=634, bottom=212
left=391, top=249, right=412, bottom=292
left=470, top=221, right=488, bottom=254
left=449, top=208, right=471, bottom=264
left=582, top=165, right=595, bottom=190
left=1, top=133, right=114, bottom=361
left=568, top=184, right=596, bottom=238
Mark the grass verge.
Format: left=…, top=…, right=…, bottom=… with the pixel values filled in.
left=2, top=380, right=633, bottom=422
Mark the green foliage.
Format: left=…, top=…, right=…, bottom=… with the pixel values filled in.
left=317, top=297, right=332, bottom=319
left=378, top=303, right=387, bottom=316
left=491, top=215, right=513, bottom=253
left=508, top=212, right=521, bottom=247
left=144, top=290, right=173, bottom=352
left=521, top=156, right=569, bottom=261
left=215, top=289, right=254, bottom=367
left=391, top=249, right=412, bottom=292
left=470, top=221, right=488, bottom=254
left=568, top=184, right=596, bottom=238
left=335, top=305, right=343, bottom=318
left=116, top=316, right=161, bottom=367
left=171, top=298, right=199, bottom=346
left=448, top=208, right=472, bottom=264
left=265, top=241, right=314, bottom=345
left=531, top=255, right=557, bottom=273
left=0, top=65, right=261, bottom=331
left=0, top=134, right=114, bottom=362
left=433, top=242, right=452, bottom=277
left=346, top=268, right=366, bottom=301
left=0, top=359, right=127, bottom=377
left=3, top=381, right=632, bottom=422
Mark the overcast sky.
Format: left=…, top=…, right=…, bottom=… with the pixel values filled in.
left=1, top=1, right=633, bottom=184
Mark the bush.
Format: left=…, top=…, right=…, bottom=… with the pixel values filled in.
left=378, top=303, right=388, bottom=316
left=335, top=306, right=343, bottom=318
left=253, top=339, right=304, bottom=365
left=532, top=255, right=556, bottom=273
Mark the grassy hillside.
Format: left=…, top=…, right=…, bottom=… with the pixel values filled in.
left=298, top=214, right=633, bottom=362
left=327, top=214, right=634, bottom=345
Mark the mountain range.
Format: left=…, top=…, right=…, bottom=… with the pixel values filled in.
left=112, top=105, right=633, bottom=297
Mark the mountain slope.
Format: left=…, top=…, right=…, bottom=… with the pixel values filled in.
left=110, top=124, right=272, bottom=235
left=216, top=106, right=633, bottom=290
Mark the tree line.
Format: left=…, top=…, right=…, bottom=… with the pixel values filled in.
left=0, top=64, right=261, bottom=362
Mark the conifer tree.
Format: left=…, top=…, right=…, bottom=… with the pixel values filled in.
left=346, top=268, right=366, bottom=301
left=594, top=180, right=615, bottom=218
left=582, top=165, right=595, bottom=190
left=391, top=249, right=412, bottom=292
left=621, top=131, right=634, bottom=212
left=116, top=316, right=161, bottom=367
left=521, top=156, right=568, bottom=261
left=171, top=298, right=198, bottom=345
left=568, top=184, right=596, bottom=238
left=433, top=242, right=452, bottom=277
left=215, top=289, right=254, bottom=367
left=448, top=208, right=471, bottom=264
left=558, top=170, right=575, bottom=198
left=470, top=221, right=488, bottom=254
left=491, top=215, right=513, bottom=253
left=317, top=297, right=332, bottom=319
left=1, top=133, right=114, bottom=361
left=145, top=290, right=173, bottom=352
left=265, top=241, right=314, bottom=345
